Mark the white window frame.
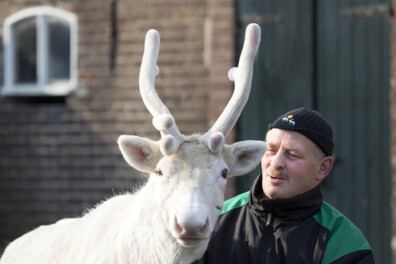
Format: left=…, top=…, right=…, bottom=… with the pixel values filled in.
left=2, top=6, right=78, bottom=96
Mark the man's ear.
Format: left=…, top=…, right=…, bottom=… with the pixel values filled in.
left=316, top=156, right=334, bottom=181
left=223, top=141, right=266, bottom=177
left=118, top=135, right=162, bottom=174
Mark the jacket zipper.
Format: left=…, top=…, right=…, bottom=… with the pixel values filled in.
left=266, top=213, right=272, bottom=226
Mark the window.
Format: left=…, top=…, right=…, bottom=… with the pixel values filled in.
left=2, top=6, right=77, bottom=96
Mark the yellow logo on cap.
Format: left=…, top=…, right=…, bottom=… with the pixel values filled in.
left=282, top=115, right=296, bottom=126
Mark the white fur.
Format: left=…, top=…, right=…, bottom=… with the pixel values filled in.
left=0, top=24, right=264, bottom=264
left=1, top=136, right=265, bottom=264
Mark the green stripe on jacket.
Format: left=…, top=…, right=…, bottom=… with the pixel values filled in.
left=313, top=201, right=372, bottom=263
left=220, top=191, right=250, bottom=215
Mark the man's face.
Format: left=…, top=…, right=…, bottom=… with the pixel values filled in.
left=261, top=128, right=331, bottom=199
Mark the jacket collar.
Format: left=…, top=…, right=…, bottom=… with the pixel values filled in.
left=249, top=174, right=323, bottom=221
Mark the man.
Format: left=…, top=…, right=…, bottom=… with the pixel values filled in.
left=201, top=107, right=374, bottom=263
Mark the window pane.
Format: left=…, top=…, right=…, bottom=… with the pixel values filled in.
left=13, top=17, right=37, bottom=84
left=47, top=16, right=70, bottom=83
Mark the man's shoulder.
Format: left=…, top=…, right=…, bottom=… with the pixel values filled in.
left=314, top=201, right=372, bottom=263
left=313, top=201, right=348, bottom=227
left=314, top=201, right=365, bottom=235
left=220, top=191, right=250, bottom=215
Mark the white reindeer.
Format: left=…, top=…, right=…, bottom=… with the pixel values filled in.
left=0, top=23, right=264, bottom=264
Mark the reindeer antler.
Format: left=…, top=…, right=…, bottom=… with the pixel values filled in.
left=201, top=23, right=261, bottom=152
left=139, top=29, right=185, bottom=156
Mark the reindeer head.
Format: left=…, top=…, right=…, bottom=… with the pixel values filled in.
left=118, top=24, right=265, bottom=250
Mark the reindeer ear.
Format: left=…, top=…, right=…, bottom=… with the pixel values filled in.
left=118, top=135, right=162, bottom=174
left=223, top=140, right=266, bottom=177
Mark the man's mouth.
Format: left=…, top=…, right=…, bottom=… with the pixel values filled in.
left=267, top=175, right=287, bottom=183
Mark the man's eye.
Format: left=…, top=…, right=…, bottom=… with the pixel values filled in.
left=288, top=152, right=299, bottom=158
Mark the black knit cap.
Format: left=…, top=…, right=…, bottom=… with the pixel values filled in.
left=268, top=107, right=334, bottom=156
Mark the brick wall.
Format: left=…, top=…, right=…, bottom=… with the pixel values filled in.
left=0, top=0, right=235, bottom=251
left=206, top=0, right=237, bottom=197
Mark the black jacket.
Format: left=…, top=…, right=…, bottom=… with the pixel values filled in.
left=201, top=175, right=374, bottom=264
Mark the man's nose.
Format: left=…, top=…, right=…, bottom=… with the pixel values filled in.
left=270, top=151, right=285, bottom=169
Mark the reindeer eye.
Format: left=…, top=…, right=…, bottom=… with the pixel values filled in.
left=155, top=168, right=163, bottom=176
left=221, top=168, right=228, bottom=179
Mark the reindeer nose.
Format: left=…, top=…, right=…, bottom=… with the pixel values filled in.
left=174, top=216, right=209, bottom=237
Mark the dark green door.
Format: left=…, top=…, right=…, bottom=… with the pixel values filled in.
left=236, top=1, right=391, bottom=263
left=236, top=0, right=315, bottom=190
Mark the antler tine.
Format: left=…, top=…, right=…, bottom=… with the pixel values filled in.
left=139, top=29, right=185, bottom=155
left=201, top=23, right=261, bottom=152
